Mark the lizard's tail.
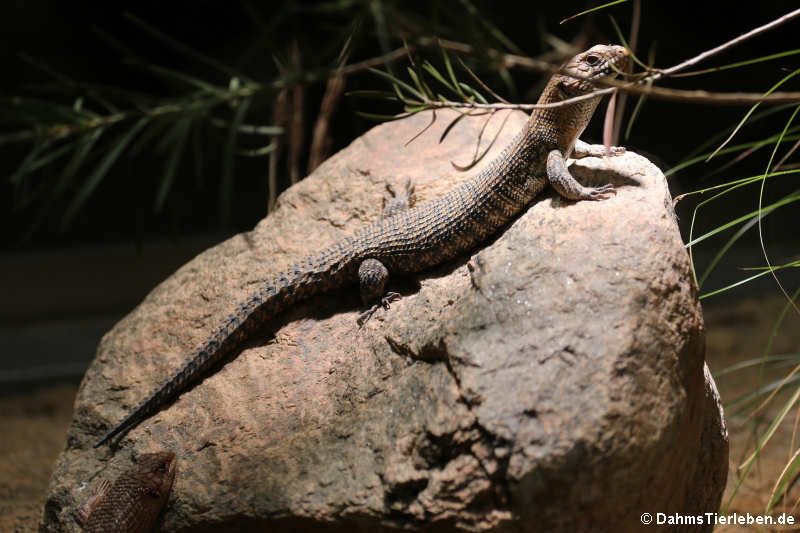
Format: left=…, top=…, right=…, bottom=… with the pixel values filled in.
left=93, top=327, right=232, bottom=448
left=93, top=264, right=342, bottom=448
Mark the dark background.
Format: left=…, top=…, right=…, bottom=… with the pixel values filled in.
left=0, top=1, right=798, bottom=383
left=2, top=0, right=798, bottom=246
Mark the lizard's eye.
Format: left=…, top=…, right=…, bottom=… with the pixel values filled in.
left=585, top=55, right=600, bottom=66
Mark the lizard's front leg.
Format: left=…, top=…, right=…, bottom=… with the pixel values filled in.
left=382, top=178, right=416, bottom=217
left=356, top=179, right=416, bottom=326
left=546, top=149, right=616, bottom=201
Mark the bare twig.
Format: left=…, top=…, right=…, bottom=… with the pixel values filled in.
left=268, top=88, right=288, bottom=212
left=598, top=80, right=800, bottom=105
left=610, top=0, right=640, bottom=145
left=456, top=56, right=510, bottom=104
left=289, top=41, right=305, bottom=185
left=308, top=37, right=352, bottom=172
left=308, top=74, right=346, bottom=172
left=393, top=82, right=800, bottom=116
left=7, top=8, right=800, bottom=150
left=655, top=7, right=800, bottom=79
left=774, top=137, right=800, bottom=170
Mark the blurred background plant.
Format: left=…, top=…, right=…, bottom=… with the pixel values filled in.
left=3, top=1, right=795, bottom=251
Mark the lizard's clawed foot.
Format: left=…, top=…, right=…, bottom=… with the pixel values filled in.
left=386, top=178, right=415, bottom=200
left=357, top=292, right=401, bottom=326
left=382, top=179, right=416, bottom=218
left=607, top=146, right=626, bottom=156
left=587, top=184, right=616, bottom=200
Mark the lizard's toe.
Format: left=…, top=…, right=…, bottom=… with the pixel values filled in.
left=609, top=146, right=626, bottom=156
left=587, top=184, right=616, bottom=200
left=381, top=292, right=401, bottom=309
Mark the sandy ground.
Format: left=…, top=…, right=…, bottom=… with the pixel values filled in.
left=0, top=384, right=76, bottom=533
left=2, top=295, right=799, bottom=532
left=707, top=295, right=800, bottom=532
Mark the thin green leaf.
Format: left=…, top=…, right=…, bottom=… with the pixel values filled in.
left=403, top=105, right=431, bottom=114
left=56, top=128, right=105, bottom=197
left=191, top=124, right=204, bottom=189
left=459, top=83, right=488, bottom=104
left=9, top=140, right=51, bottom=186
left=440, top=113, right=468, bottom=143
left=686, top=190, right=800, bottom=248
left=356, top=111, right=415, bottom=121
left=698, top=216, right=759, bottom=288
left=144, top=64, right=223, bottom=93
left=767, top=446, right=800, bottom=513
left=8, top=97, right=87, bottom=124
left=25, top=141, right=80, bottom=177
left=724, top=382, right=800, bottom=513
left=345, top=89, right=400, bottom=101
left=452, top=109, right=512, bottom=171
left=409, top=60, right=435, bottom=100
left=716, top=354, right=800, bottom=378
left=369, top=68, right=425, bottom=101
left=19, top=130, right=105, bottom=241
left=626, top=43, right=657, bottom=141
left=560, top=0, right=628, bottom=24
left=741, top=385, right=800, bottom=469
left=667, top=133, right=800, bottom=176
left=128, top=119, right=172, bottom=158
left=762, top=286, right=800, bottom=375
left=441, top=47, right=465, bottom=99
left=735, top=287, right=800, bottom=515
left=208, top=118, right=283, bottom=135
left=685, top=170, right=799, bottom=285
left=682, top=103, right=797, bottom=162
left=497, top=67, right=516, bottom=101
left=422, top=61, right=458, bottom=94
left=708, top=67, right=800, bottom=161
left=681, top=168, right=800, bottom=199
left=726, top=374, right=800, bottom=414
left=406, top=67, right=425, bottom=95
left=61, top=118, right=149, bottom=228
left=18, top=53, right=118, bottom=114
left=624, top=91, right=647, bottom=141
left=740, top=259, right=800, bottom=272
left=237, top=143, right=277, bottom=157
left=124, top=12, right=249, bottom=81
left=458, top=0, right=523, bottom=53
left=675, top=48, right=800, bottom=77
left=154, top=117, right=192, bottom=212
left=755, top=104, right=800, bottom=315
left=607, top=15, right=649, bottom=71
left=219, top=98, right=252, bottom=226
left=404, top=110, right=437, bottom=146
left=699, top=261, right=798, bottom=300
left=11, top=140, right=83, bottom=208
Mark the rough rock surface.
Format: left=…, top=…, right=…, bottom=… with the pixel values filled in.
left=42, top=110, right=727, bottom=533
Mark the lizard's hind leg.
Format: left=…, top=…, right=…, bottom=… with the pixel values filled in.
left=356, top=259, right=401, bottom=326
left=356, top=179, right=415, bottom=326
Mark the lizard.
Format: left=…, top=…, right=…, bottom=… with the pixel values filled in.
left=93, top=44, right=630, bottom=448
left=76, top=452, right=176, bottom=533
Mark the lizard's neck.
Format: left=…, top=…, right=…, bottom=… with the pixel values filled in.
left=524, top=77, right=604, bottom=154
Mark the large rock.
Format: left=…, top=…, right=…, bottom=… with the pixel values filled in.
left=42, top=110, right=727, bottom=532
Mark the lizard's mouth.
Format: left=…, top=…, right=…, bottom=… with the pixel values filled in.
left=592, top=48, right=630, bottom=80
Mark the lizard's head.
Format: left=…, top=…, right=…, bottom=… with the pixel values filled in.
left=557, top=44, right=629, bottom=94
left=136, top=451, right=177, bottom=496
